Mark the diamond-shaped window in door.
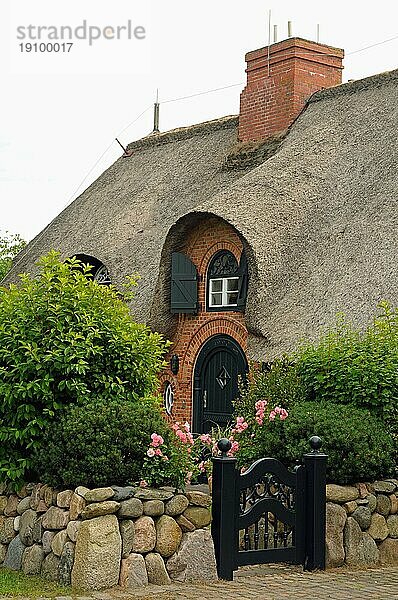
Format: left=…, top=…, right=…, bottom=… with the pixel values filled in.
left=216, top=366, right=231, bottom=389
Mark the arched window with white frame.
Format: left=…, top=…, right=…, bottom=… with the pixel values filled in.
left=206, top=250, right=248, bottom=312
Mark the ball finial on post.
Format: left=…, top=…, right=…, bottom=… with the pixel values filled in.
left=309, top=435, right=322, bottom=453
left=217, top=438, right=232, bottom=456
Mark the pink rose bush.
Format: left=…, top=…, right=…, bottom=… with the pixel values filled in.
left=142, top=397, right=288, bottom=488
left=189, top=402, right=289, bottom=479
left=150, top=433, right=164, bottom=447
left=232, top=416, right=249, bottom=433
left=172, top=422, right=194, bottom=446
left=233, top=374, right=291, bottom=469
left=142, top=422, right=197, bottom=488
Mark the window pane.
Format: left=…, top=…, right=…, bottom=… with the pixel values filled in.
left=227, top=278, right=239, bottom=291
left=211, top=293, right=223, bottom=306
left=227, top=292, right=238, bottom=305
left=211, top=279, right=223, bottom=292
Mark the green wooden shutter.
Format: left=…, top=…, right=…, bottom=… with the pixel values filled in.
left=171, top=252, right=198, bottom=314
left=237, top=251, right=248, bottom=310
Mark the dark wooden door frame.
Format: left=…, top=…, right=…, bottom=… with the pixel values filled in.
left=192, top=334, right=247, bottom=433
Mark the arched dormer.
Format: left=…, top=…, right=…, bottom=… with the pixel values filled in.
left=152, top=211, right=254, bottom=336
left=152, top=211, right=250, bottom=431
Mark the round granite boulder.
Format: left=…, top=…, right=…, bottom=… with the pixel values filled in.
left=183, top=506, right=211, bottom=528
left=387, top=515, right=398, bottom=538
left=155, top=515, right=182, bottom=558
left=165, top=495, right=189, bottom=517
left=132, top=516, right=156, bottom=553
left=352, top=506, right=372, bottom=530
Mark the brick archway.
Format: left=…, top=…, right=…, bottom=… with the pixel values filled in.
left=161, top=216, right=248, bottom=426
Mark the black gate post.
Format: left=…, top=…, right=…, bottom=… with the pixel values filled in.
left=303, top=435, right=328, bottom=571
left=211, top=438, right=238, bottom=581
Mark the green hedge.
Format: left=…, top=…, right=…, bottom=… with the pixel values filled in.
left=236, top=401, right=395, bottom=484
left=32, top=396, right=177, bottom=488
left=234, top=303, right=398, bottom=482
left=295, top=304, right=398, bottom=429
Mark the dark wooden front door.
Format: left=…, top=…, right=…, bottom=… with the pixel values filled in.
left=193, top=335, right=247, bottom=433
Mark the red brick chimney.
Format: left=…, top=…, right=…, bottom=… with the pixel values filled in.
left=238, top=37, right=344, bottom=142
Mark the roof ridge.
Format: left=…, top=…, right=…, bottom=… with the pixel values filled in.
left=309, top=67, right=398, bottom=103
left=127, top=115, right=238, bottom=151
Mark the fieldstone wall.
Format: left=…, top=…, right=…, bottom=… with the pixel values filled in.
left=0, top=483, right=217, bottom=590
left=326, top=479, right=398, bottom=568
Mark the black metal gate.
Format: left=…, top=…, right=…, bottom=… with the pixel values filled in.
left=211, top=436, right=327, bottom=580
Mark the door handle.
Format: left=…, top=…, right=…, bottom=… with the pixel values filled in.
left=203, top=390, right=207, bottom=409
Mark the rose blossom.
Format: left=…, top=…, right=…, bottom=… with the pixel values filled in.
left=147, top=447, right=156, bottom=457
left=255, top=399, right=268, bottom=425
left=150, top=433, right=164, bottom=447
left=176, top=429, right=187, bottom=444
left=234, top=416, right=248, bottom=433
left=175, top=425, right=194, bottom=445
left=279, top=408, right=288, bottom=420
left=228, top=441, right=239, bottom=456
left=269, top=406, right=288, bottom=421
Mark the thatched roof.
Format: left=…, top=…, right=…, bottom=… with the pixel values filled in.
left=6, top=69, right=398, bottom=359
left=6, top=115, right=250, bottom=321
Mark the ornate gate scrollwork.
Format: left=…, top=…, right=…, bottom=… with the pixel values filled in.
left=240, top=473, right=296, bottom=552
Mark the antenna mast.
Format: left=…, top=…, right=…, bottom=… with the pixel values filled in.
left=267, top=10, right=271, bottom=77
left=153, top=89, right=160, bottom=133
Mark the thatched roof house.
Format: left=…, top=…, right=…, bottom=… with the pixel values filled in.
left=6, top=37, right=398, bottom=432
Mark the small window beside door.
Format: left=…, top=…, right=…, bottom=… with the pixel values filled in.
left=207, top=250, right=248, bottom=312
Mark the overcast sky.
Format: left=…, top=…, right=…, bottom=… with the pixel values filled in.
left=1, top=0, right=398, bottom=242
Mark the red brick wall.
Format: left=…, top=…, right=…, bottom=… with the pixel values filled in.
left=239, top=37, right=344, bottom=142
left=160, top=217, right=248, bottom=427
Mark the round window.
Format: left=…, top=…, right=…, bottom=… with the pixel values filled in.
left=163, top=382, right=174, bottom=416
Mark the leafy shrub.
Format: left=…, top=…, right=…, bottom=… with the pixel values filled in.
left=241, top=357, right=304, bottom=412
left=236, top=401, right=395, bottom=484
left=0, top=252, right=168, bottom=486
left=295, top=303, right=398, bottom=429
left=32, top=396, right=189, bottom=489
left=219, top=304, right=398, bottom=485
